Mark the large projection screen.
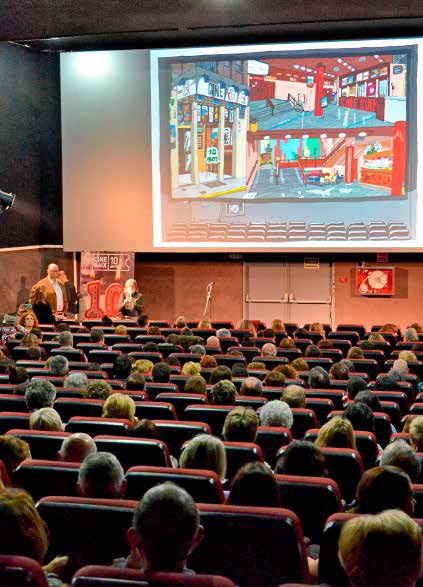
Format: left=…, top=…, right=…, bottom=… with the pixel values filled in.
left=62, top=38, right=422, bottom=252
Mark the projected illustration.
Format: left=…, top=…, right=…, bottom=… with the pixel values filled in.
left=154, top=42, right=416, bottom=246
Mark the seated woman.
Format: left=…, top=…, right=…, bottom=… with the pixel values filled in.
left=0, top=488, right=68, bottom=586
left=102, top=393, right=138, bottom=425
left=350, top=465, right=414, bottom=515
left=275, top=440, right=328, bottom=478
left=315, top=416, right=356, bottom=450
left=226, top=462, right=280, bottom=507
left=179, top=434, right=227, bottom=484
left=29, top=408, right=63, bottom=432
left=270, top=319, right=285, bottom=333
left=19, top=332, right=47, bottom=361
left=15, top=310, right=39, bottom=334
left=239, top=319, right=257, bottom=337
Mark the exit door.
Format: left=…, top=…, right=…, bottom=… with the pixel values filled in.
left=243, top=261, right=333, bottom=327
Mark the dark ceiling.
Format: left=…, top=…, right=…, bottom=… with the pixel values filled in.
left=2, top=1, right=423, bottom=51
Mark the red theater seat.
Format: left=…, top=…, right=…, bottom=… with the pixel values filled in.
left=190, top=504, right=309, bottom=586
left=0, top=555, right=49, bottom=587
left=6, top=429, right=70, bottom=460
left=152, top=420, right=211, bottom=456
left=65, top=417, right=131, bottom=437
left=125, top=466, right=224, bottom=504
left=54, top=397, right=104, bottom=421
left=223, top=441, right=264, bottom=481
left=94, top=435, right=171, bottom=469
left=276, top=474, right=343, bottom=543
left=12, top=459, right=80, bottom=501
left=184, top=405, right=234, bottom=436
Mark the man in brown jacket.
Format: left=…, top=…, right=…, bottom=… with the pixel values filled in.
left=30, top=263, right=68, bottom=316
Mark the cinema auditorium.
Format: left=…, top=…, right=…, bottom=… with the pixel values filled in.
left=1, top=3, right=423, bottom=586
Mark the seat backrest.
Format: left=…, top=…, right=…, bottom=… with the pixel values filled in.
left=191, top=504, right=309, bottom=587
left=36, top=496, right=137, bottom=572
left=156, top=393, right=207, bottom=419
left=50, top=348, right=86, bottom=362
left=235, top=396, right=267, bottom=410
left=145, top=383, right=178, bottom=400
left=336, top=324, right=366, bottom=338
left=12, top=459, right=80, bottom=501
left=276, top=474, right=343, bottom=543
left=304, top=358, right=333, bottom=372
left=0, top=394, right=27, bottom=413
left=72, top=566, right=235, bottom=586
left=318, top=512, right=359, bottom=587
left=213, top=354, right=247, bottom=369
left=0, top=412, right=30, bottom=434
left=184, top=405, right=234, bottom=436
left=0, top=554, right=49, bottom=587
left=305, top=389, right=344, bottom=410
left=6, top=429, right=70, bottom=460
left=328, top=331, right=359, bottom=346
left=65, top=417, right=131, bottom=437
left=256, top=426, right=292, bottom=468
left=320, top=447, right=363, bottom=505
left=88, top=349, right=121, bottom=364
left=223, top=441, right=264, bottom=482
left=54, top=397, right=104, bottom=421
left=128, top=352, right=164, bottom=364
left=134, top=401, right=176, bottom=421
left=125, top=466, right=224, bottom=504
left=276, top=348, right=302, bottom=361
left=350, top=359, right=379, bottom=380
left=305, top=398, right=334, bottom=426
left=152, top=420, right=211, bottom=456
left=94, top=435, right=171, bottom=469
left=290, top=408, right=318, bottom=439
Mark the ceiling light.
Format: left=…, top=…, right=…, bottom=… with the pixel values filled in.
left=320, top=133, right=328, bottom=138
left=293, top=64, right=300, bottom=69
left=285, top=134, right=292, bottom=139
left=302, top=134, right=309, bottom=139
left=358, top=131, right=367, bottom=137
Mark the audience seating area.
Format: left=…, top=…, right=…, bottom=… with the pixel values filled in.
left=1, top=318, right=423, bottom=586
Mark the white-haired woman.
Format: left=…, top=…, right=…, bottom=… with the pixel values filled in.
left=119, top=278, right=144, bottom=318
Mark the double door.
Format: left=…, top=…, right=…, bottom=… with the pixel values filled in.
left=243, top=261, right=333, bottom=327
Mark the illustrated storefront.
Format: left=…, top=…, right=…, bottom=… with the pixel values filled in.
left=170, top=66, right=249, bottom=197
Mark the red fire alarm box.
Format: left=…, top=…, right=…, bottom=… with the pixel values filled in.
left=356, top=267, right=394, bottom=296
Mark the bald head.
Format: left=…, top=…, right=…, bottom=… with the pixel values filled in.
left=47, top=263, right=59, bottom=280
left=59, top=433, right=97, bottom=463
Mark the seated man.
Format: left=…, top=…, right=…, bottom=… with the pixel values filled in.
left=240, top=376, right=263, bottom=397
left=152, top=362, right=171, bottom=383
left=90, top=328, right=107, bottom=347
left=122, top=482, right=204, bottom=573
left=25, top=379, right=57, bottom=412
left=77, top=452, right=126, bottom=498
left=58, top=433, right=97, bottom=463
left=49, top=355, right=69, bottom=377
left=57, top=331, right=86, bottom=361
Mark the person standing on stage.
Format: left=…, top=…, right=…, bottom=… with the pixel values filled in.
left=119, top=278, right=144, bottom=318
left=58, top=270, right=78, bottom=316
left=30, top=263, right=68, bottom=319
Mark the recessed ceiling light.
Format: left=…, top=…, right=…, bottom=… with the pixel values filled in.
left=302, top=134, right=309, bottom=139
left=293, top=64, right=300, bottom=69
left=320, top=133, right=328, bottom=138
left=285, top=134, right=292, bottom=139
left=338, top=132, right=346, bottom=138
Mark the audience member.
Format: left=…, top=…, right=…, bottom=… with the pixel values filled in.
left=259, top=399, right=293, bottom=428
left=30, top=407, right=63, bottom=431
left=315, top=416, right=356, bottom=449
left=200, top=355, right=217, bottom=369
left=227, top=462, right=280, bottom=507
left=410, top=415, right=423, bottom=451
left=174, top=315, right=187, bottom=328
left=403, top=327, right=419, bottom=342
left=184, top=375, right=206, bottom=395
left=329, top=361, right=349, bottom=380
left=190, top=344, right=205, bottom=355
left=49, top=355, right=69, bottom=377
left=209, top=365, right=232, bottom=384
left=275, top=440, right=327, bottom=477
left=240, top=376, right=263, bottom=396
left=317, top=339, right=334, bottom=349
left=0, top=488, right=69, bottom=583
left=391, top=358, right=409, bottom=377
left=279, top=337, right=296, bottom=349
left=181, top=361, right=201, bottom=376
left=309, top=366, right=330, bottom=389
left=216, top=328, right=231, bottom=338
left=129, top=419, right=161, bottom=440
left=262, top=342, right=277, bottom=356
left=63, top=371, right=88, bottom=389
left=339, top=509, right=422, bottom=587
left=222, top=407, right=258, bottom=442
left=112, top=354, right=132, bottom=380
left=379, top=440, right=421, bottom=482
left=206, top=335, right=221, bottom=349
left=354, top=390, right=383, bottom=414
left=124, top=482, right=204, bottom=574
left=350, top=466, right=414, bottom=515
left=374, top=372, right=401, bottom=391
left=347, top=346, right=364, bottom=359
left=102, top=393, right=137, bottom=424
left=152, top=362, right=171, bottom=383
left=25, top=379, right=56, bottom=411
left=346, top=376, right=368, bottom=400
left=343, top=402, right=376, bottom=435
left=91, top=328, right=106, bottom=345
left=231, top=362, right=248, bottom=377
left=291, top=358, right=308, bottom=372
left=125, top=373, right=146, bottom=391
left=304, top=344, right=322, bottom=358
left=83, top=380, right=113, bottom=400
left=206, top=379, right=237, bottom=405
left=239, top=319, right=257, bottom=337
left=263, top=370, right=285, bottom=387
left=179, top=434, right=226, bottom=482
left=59, top=433, right=97, bottom=463
left=0, top=436, right=30, bottom=476
left=282, top=384, right=306, bottom=408
left=77, top=452, right=126, bottom=498
left=132, top=359, right=154, bottom=376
